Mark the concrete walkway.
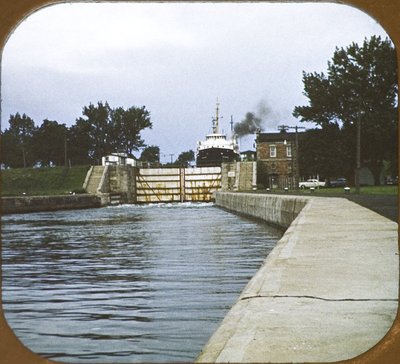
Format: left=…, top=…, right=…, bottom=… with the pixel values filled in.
left=196, top=195, right=398, bottom=362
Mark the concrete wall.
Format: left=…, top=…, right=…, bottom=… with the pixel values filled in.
left=221, top=162, right=257, bottom=192
left=83, top=165, right=137, bottom=205
left=108, top=165, right=137, bottom=203
left=221, top=162, right=236, bottom=190
left=215, top=191, right=308, bottom=228
left=197, top=192, right=398, bottom=362
left=1, top=194, right=101, bottom=215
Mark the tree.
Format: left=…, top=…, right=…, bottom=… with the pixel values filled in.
left=139, top=145, right=160, bottom=164
left=298, top=125, right=346, bottom=179
left=1, top=132, right=19, bottom=168
left=293, top=36, right=397, bottom=184
left=76, top=102, right=112, bottom=164
left=2, top=113, right=36, bottom=168
left=32, top=119, right=67, bottom=167
left=76, top=102, right=152, bottom=164
left=175, top=150, right=195, bottom=167
left=111, top=106, right=152, bottom=156
left=1, top=102, right=153, bottom=168
left=67, top=119, right=92, bottom=166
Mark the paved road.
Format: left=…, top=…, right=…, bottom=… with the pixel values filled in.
left=344, top=195, right=398, bottom=222
left=254, top=191, right=398, bottom=222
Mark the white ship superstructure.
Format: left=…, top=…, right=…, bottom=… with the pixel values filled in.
left=196, top=101, right=240, bottom=166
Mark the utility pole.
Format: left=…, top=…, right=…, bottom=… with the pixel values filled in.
left=161, top=153, right=175, bottom=165
left=277, top=125, right=305, bottom=189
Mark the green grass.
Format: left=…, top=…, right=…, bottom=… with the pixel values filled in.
left=255, top=185, right=398, bottom=196
left=302, top=185, right=397, bottom=195
left=355, top=185, right=398, bottom=195
left=2, top=166, right=397, bottom=197
left=1, top=166, right=91, bottom=197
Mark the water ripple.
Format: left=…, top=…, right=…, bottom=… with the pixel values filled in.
left=2, top=203, right=281, bottom=362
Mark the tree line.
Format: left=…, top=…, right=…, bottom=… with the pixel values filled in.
left=2, top=36, right=397, bottom=184
left=1, top=102, right=152, bottom=168
left=294, top=35, right=398, bottom=185
left=139, top=146, right=195, bottom=167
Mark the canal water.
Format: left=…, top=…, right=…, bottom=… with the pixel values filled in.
left=2, top=203, right=282, bottom=363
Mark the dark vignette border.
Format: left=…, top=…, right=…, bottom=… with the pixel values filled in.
left=0, top=1, right=399, bottom=363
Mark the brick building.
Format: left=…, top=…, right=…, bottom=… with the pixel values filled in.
left=256, top=130, right=301, bottom=189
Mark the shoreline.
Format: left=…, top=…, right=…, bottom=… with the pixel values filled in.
left=1, top=194, right=102, bottom=215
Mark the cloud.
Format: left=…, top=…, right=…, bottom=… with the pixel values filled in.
left=1, top=2, right=389, bottom=155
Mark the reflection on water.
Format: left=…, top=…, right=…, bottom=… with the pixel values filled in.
left=2, top=203, right=281, bottom=362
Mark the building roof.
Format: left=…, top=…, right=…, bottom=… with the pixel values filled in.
left=257, top=131, right=301, bottom=142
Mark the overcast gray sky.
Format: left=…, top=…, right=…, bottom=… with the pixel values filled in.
left=1, top=2, right=389, bottom=162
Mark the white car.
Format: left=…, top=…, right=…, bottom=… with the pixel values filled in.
left=299, top=179, right=326, bottom=189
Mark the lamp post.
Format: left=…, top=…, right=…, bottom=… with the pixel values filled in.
left=348, top=69, right=363, bottom=195
left=354, top=98, right=364, bottom=194
left=355, top=110, right=361, bottom=194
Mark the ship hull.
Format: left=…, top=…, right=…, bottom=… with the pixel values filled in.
left=196, top=147, right=240, bottom=166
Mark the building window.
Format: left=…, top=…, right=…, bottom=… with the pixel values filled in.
left=286, top=145, right=292, bottom=157
left=269, top=145, right=276, bottom=158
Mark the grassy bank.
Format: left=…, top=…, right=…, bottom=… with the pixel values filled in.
left=1, top=166, right=90, bottom=197
left=254, top=185, right=398, bottom=196
left=301, top=185, right=397, bottom=195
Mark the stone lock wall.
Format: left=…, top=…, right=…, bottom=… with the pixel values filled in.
left=1, top=194, right=101, bottom=215
left=197, top=192, right=399, bottom=363
left=221, top=162, right=257, bottom=192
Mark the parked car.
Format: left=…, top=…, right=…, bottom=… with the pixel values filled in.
left=386, top=176, right=398, bottom=185
left=327, top=177, right=347, bottom=188
left=298, top=179, right=326, bottom=189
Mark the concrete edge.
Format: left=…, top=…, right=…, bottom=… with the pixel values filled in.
left=82, top=165, right=93, bottom=191
left=196, top=192, right=399, bottom=363
left=1, top=194, right=102, bottom=215
left=196, top=193, right=311, bottom=362
left=97, top=165, right=109, bottom=194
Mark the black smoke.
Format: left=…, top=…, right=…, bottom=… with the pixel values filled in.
left=234, top=100, right=274, bottom=137
left=234, top=112, right=262, bottom=136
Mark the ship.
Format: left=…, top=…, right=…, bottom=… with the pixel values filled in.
left=196, top=101, right=240, bottom=167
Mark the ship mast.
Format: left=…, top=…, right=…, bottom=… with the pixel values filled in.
left=212, top=99, right=220, bottom=134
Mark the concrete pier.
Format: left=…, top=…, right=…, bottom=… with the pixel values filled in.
left=1, top=194, right=101, bottom=214
left=196, top=192, right=398, bottom=362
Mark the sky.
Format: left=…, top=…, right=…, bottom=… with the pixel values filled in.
left=1, top=2, right=390, bottom=163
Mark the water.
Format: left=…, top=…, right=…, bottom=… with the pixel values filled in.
left=2, top=202, right=282, bottom=363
